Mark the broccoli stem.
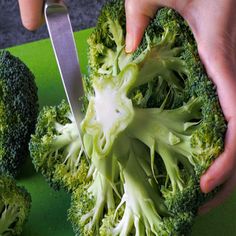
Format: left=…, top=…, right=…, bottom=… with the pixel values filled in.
left=113, top=140, right=168, bottom=235
left=158, top=144, right=185, bottom=193
left=132, top=29, right=187, bottom=90
left=84, top=172, right=116, bottom=234
left=113, top=206, right=134, bottom=236
left=127, top=98, right=202, bottom=194
left=52, top=122, right=80, bottom=150
left=50, top=122, right=82, bottom=169
left=0, top=204, right=18, bottom=235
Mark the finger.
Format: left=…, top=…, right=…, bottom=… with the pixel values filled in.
left=199, top=43, right=236, bottom=193
left=18, top=0, right=44, bottom=30
left=125, top=0, right=157, bottom=52
left=199, top=171, right=236, bottom=215
left=125, top=0, right=191, bottom=53
left=200, top=118, right=236, bottom=193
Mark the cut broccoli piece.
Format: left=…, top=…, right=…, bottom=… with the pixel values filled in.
left=0, top=175, right=31, bottom=236
left=30, top=0, right=226, bottom=235
left=0, top=50, right=38, bottom=176
left=29, top=100, right=87, bottom=192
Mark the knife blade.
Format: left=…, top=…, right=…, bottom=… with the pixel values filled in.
left=44, top=0, right=85, bottom=144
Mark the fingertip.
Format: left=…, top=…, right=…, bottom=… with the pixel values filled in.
left=125, top=31, right=135, bottom=53
left=125, top=24, right=147, bottom=53
left=125, top=0, right=157, bottom=53
left=198, top=180, right=235, bottom=216
left=22, top=17, right=44, bottom=31
left=18, top=0, right=44, bottom=31
left=200, top=174, right=214, bottom=193
left=125, top=15, right=150, bottom=53
left=200, top=152, right=235, bottom=194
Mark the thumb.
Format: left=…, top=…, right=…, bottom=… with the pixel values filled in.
left=125, top=0, right=157, bottom=53
left=18, top=0, right=44, bottom=30
left=125, top=0, right=189, bottom=53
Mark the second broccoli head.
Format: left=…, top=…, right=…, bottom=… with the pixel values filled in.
left=30, top=0, right=226, bottom=235
left=0, top=50, right=38, bottom=176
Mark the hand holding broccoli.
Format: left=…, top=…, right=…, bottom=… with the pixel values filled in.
left=30, top=1, right=227, bottom=234
left=125, top=0, right=236, bottom=213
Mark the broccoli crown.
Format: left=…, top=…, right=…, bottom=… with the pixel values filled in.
left=30, top=0, right=226, bottom=235
left=0, top=175, right=31, bottom=236
left=0, top=50, right=38, bottom=176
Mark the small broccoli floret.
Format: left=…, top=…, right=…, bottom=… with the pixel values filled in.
left=0, top=175, right=31, bottom=236
left=163, top=211, right=194, bottom=236
left=87, top=0, right=132, bottom=78
left=29, top=100, right=87, bottom=192
left=0, top=50, right=38, bottom=176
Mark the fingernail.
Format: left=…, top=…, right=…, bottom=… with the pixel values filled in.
left=125, top=32, right=134, bottom=53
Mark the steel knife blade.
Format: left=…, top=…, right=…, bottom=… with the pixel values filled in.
left=44, top=0, right=85, bottom=144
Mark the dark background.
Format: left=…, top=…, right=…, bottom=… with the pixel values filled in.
left=0, top=0, right=106, bottom=49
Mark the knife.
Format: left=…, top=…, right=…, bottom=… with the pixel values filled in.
left=44, top=0, right=85, bottom=144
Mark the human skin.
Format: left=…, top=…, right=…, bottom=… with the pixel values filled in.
left=18, top=0, right=236, bottom=214
left=125, top=0, right=236, bottom=213
left=18, top=0, right=44, bottom=30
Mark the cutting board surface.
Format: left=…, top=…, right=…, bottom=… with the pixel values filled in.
left=7, top=29, right=236, bottom=236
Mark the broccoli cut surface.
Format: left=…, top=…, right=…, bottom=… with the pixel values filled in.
left=30, top=1, right=226, bottom=235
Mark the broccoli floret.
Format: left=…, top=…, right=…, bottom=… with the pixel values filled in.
left=30, top=0, right=226, bottom=235
left=87, top=0, right=128, bottom=77
left=0, top=50, right=38, bottom=176
left=29, top=100, right=87, bottom=192
left=0, top=175, right=31, bottom=236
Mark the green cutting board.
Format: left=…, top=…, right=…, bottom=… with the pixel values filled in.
left=7, top=29, right=236, bottom=236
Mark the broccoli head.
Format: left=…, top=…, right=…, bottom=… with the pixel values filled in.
left=30, top=0, right=226, bottom=235
left=0, top=50, right=38, bottom=176
left=0, top=175, right=31, bottom=236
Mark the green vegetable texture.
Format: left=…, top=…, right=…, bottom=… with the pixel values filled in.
left=0, top=50, right=38, bottom=176
left=0, top=175, right=31, bottom=236
left=30, top=0, right=226, bottom=235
